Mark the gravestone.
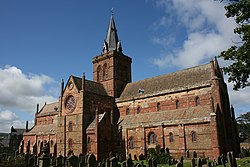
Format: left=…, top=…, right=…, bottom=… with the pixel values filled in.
left=176, top=161, right=182, bottom=167
left=197, top=158, right=202, bottom=167
left=122, top=161, right=126, bottom=167
left=67, top=154, right=78, bottom=167
left=126, top=155, right=133, bottom=167
left=191, top=158, right=195, bottom=167
left=192, top=151, right=197, bottom=158
left=134, top=155, right=138, bottom=161
left=148, top=158, right=152, bottom=167
left=227, top=151, right=237, bottom=167
left=88, top=153, right=96, bottom=167
left=106, top=158, right=110, bottom=167
left=110, top=157, right=119, bottom=167
left=38, top=144, right=50, bottom=167
left=56, top=155, right=63, bottom=167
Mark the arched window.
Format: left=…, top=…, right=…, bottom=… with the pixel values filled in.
left=157, top=102, right=161, bottom=111
left=68, top=138, right=73, bottom=150
left=191, top=131, right=197, bottom=142
left=195, top=97, right=200, bottom=106
left=126, top=108, right=130, bottom=115
left=68, top=122, right=73, bottom=132
left=169, top=132, right=174, bottom=143
left=148, top=132, right=157, bottom=145
left=97, top=65, right=102, bottom=82
left=128, top=136, right=134, bottom=149
left=87, top=137, right=91, bottom=144
left=176, top=100, right=180, bottom=109
left=137, top=106, right=141, bottom=114
left=103, top=63, right=108, bottom=80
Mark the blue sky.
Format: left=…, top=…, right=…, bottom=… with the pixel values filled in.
left=0, top=0, right=250, bottom=133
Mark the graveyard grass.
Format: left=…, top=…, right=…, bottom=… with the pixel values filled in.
left=129, top=156, right=250, bottom=167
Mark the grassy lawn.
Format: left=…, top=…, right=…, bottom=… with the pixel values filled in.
left=130, top=157, right=250, bottom=167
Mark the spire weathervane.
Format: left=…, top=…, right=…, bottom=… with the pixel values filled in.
left=111, top=8, right=114, bottom=15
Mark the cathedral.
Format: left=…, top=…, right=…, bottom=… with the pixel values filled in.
left=21, top=15, right=239, bottom=160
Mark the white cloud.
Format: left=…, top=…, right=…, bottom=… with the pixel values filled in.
left=150, top=0, right=249, bottom=117
left=0, top=65, right=58, bottom=132
left=0, top=65, right=58, bottom=113
left=151, top=0, right=239, bottom=69
left=0, top=109, right=33, bottom=133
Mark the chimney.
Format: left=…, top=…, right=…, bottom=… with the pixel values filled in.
left=36, top=104, right=39, bottom=114
left=26, top=120, right=29, bottom=132
left=82, top=73, right=85, bottom=91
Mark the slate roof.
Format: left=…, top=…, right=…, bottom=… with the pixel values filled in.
left=119, top=106, right=211, bottom=129
left=87, top=113, right=105, bottom=130
left=11, top=127, right=25, bottom=135
left=72, top=76, right=108, bottom=96
left=24, top=124, right=57, bottom=135
left=118, top=63, right=212, bottom=101
left=37, top=102, right=59, bottom=116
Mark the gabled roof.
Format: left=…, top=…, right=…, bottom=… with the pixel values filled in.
left=87, top=113, right=105, bottom=130
left=11, top=126, right=25, bottom=135
left=117, top=63, right=212, bottom=101
left=72, top=76, right=108, bottom=96
left=119, top=106, right=211, bottom=129
left=24, top=124, right=57, bottom=135
left=37, top=102, right=59, bottom=116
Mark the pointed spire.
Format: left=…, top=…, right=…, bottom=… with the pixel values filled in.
left=102, top=14, right=122, bottom=53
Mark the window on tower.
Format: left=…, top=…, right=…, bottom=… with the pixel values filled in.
left=97, top=65, right=102, bottom=82
left=195, top=97, right=200, bottom=106
left=103, top=63, right=108, bottom=80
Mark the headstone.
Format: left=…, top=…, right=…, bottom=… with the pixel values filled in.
left=122, top=161, right=126, bottom=167
left=110, top=157, right=119, bottom=167
left=25, top=153, right=30, bottom=165
left=180, top=156, right=184, bottom=164
left=217, top=156, right=222, bottom=165
left=100, top=159, right=105, bottom=167
left=105, top=158, right=110, bottom=167
left=197, top=158, right=202, bottom=167
left=67, top=154, right=79, bottom=167
left=148, top=158, right=152, bottom=167
left=134, top=155, right=138, bottom=161
left=87, top=154, right=96, bottom=167
left=176, top=161, right=182, bottom=167
left=221, top=155, right=226, bottom=167
left=56, top=155, right=63, bottom=167
left=126, top=155, right=133, bottom=167
left=207, top=161, right=212, bottom=167
left=168, top=157, right=172, bottom=166
left=135, top=163, right=142, bottom=167
left=28, top=156, right=34, bottom=167
left=191, top=158, right=195, bottom=167
left=38, top=145, right=50, bottom=167
left=227, top=151, right=237, bottom=167
left=166, top=148, right=170, bottom=154
left=139, top=154, right=145, bottom=161
left=192, top=151, right=197, bottom=159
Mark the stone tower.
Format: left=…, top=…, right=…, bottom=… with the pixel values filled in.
left=92, top=14, right=132, bottom=98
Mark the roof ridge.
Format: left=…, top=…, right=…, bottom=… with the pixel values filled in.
left=130, top=63, right=210, bottom=85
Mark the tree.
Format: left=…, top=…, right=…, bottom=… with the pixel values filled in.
left=236, top=111, right=250, bottom=142
left=219, top=0, right=250, bottom=90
